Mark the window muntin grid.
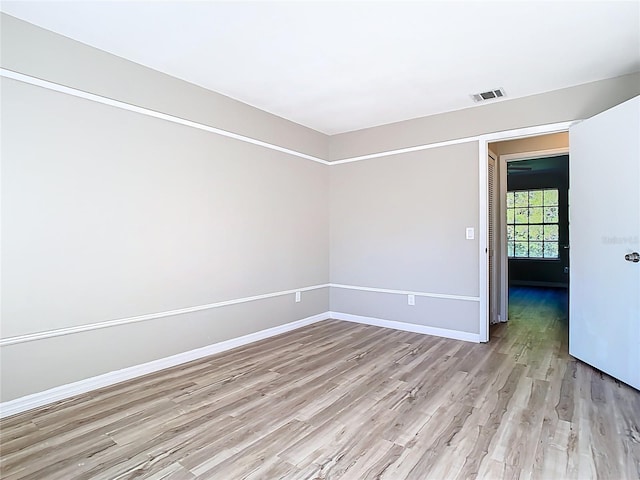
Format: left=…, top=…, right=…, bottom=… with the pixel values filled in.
left=506, top=189, right=559, bottom=258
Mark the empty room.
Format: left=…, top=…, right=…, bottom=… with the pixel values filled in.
left=1, top=1, right=639, bottom=479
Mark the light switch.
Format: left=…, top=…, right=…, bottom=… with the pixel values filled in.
left=466, top=227, right=475, bottom=240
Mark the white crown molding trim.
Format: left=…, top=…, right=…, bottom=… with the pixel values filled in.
left=1, top=69, right=580, bottom=168
left=329, top=283, right=480, bottom=302
left=0, top=312, right=330, bottom=419
left=330, top=311, right=480, bottom=343
left=329, top=137, right=478, bottom=165
left=0, top=68, right=330, bottom=166
left=0, top=284, right=330, bottom=347
left=331, top=121, right=580, bottom=165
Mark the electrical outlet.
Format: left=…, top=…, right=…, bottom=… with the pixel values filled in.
left=408, top=294, right=415, bottom=306
left=295, top=291, right=301, bottom=303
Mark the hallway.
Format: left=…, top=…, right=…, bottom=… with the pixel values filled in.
left=495, top=287, right=569, bottom=359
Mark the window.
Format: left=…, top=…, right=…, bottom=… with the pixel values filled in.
left=506, top=189, right=559, bottom=258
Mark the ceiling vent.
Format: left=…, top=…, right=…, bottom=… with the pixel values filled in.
left=471, top=88, right=506, bottom=103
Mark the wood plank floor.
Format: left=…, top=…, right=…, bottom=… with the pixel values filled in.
left=1, top=287, right=639, bottom=479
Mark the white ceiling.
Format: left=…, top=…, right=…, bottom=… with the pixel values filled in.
left=2, top=1, right=639, bottom=135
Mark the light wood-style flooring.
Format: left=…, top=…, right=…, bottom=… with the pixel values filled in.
left=1, top=287, right=639, bottom=479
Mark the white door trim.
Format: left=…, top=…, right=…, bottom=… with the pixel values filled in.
left=477, top=121, right=579, bottom=342
left=500, top=147, right=571, bottom=163
left=487, top=150, right=498, bottom=324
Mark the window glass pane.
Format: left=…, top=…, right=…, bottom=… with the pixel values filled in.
left=544, top=189, right=558, bottom=206
left=506, top=188, right=561, bottom=259
left=515, top=208, right=528, bottom=224
left=515, top=242, right=528, bottom=257
left=529, top=225, right=543, bottom=241
left=514, top=191, right=528, bottom=207
left=529, top=242, right=543, bottom=258
left=515, top=225, right=528, bottom=241
left=544, top=242, right=559, bottom=258
left=544, top=207, right=559, bottom=223
left=529, top=207, right=543, bottom=224
left=529, top=190, right=543, bottom=207
left=544, top=225, right=559, bottom=241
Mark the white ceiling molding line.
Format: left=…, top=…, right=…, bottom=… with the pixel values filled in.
left=0, top=68, right=330, bottom=165
left=331, top=120, right=581, bottom=165
left=329, top=137, right=479, bottom=165
left=1, top=68, right=581, bottom=167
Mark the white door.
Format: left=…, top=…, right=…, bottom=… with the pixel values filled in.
left=569, top=96, right=640, bottom=390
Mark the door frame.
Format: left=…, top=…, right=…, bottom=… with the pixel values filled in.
left=477, top=120, right=579, bottom=342
left=498, top=147, right=570, bottom=322
left=487, top=150, right=498, bottom=325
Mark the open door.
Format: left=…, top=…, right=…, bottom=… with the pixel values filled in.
left=569, top=96, right=640, bottom=390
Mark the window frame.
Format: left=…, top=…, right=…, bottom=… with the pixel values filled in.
left=506, top=188, right=560, bottom=260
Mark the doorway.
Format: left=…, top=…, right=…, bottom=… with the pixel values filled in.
left=479, top=98, right=639, bottom=389
left=487, top=132, right=570, bottom=339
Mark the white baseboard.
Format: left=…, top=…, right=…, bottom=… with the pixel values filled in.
left=0, top=312, right=329, bottom=419
left=329, top=311, right=480, bottom=343
left=1, top=310, right=480, bottom=418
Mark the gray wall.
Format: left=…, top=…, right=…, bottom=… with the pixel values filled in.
left=330, top=143, right=481, bottom=333
left=1, top=15, right=330, bottom=402
left=491, top=132, right=569, bottom=157
left=0, top=14, right=327, bottom=159
left=328, top=76, right=639, bottom=336
left=329, top=73, right=640, bottom=160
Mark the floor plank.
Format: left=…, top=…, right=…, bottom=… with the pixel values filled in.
left=1, top=287, right=638, bottom=479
